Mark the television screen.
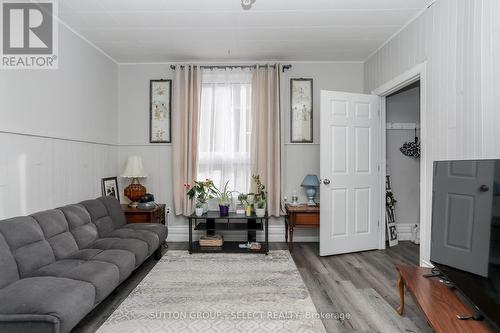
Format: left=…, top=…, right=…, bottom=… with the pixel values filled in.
left=431, top=160, right=500, bottom=331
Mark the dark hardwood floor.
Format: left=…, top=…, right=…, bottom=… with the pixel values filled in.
left=73, top=242, right=431, bottom=333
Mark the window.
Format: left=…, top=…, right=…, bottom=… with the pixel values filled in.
left=197, top=69, right=252, bottom=193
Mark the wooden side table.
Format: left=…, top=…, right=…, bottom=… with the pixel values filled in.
left=121, top=204, right=166, bottom=225
left=284, top=204, right=320, bottom=251
left=395, top=265, right=492, bottom=333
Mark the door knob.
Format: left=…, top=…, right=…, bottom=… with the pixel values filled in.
left=323, top=178, right=331, bottom=185
left=480, top=185, right=490, bottom=192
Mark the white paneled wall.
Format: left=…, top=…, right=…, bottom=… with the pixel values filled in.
left=0, top=133, right=117, bottom=219
left=0, top=23, right=118, bottom=219
left=364, top=0, right=500, bottom=264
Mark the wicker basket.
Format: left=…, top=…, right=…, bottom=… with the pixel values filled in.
left=199, top=234, right=224, bottom=247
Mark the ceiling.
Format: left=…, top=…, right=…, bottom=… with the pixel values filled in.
left=58, top=0, right=430, bottom=63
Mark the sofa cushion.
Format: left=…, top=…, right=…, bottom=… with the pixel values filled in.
left=65, top=248, right=103, bottom=260
left=79, top=199, right=116, bottom=236
left=124, top=223, right=168, bottom=244
left=0, top=276, right=95, bottom=333
left=33, top=259, right=119, bottom=303
left=88, top=237, right=148, bottom=267
left=0, top=216, right=55, bottom=277
left=98, top=196, right=127, bottom=228
left=59, top=204, right=99, bottom=249
left=93, top=250, right=135, bottom=282
left=31, top=209, right=79, bottom=259
left=67, top=249, right=135, bottom=282
left=107, top=228, right=159, bottom=255
left=0, top=233, right=19, bottom=289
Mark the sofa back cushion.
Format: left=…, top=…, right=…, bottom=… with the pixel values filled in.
left=98, top=196, right=127, bottom=227
left=31, top=209, right=79, bottom=259
left=0, top=233, right=19, bottom=289
left=0, top=216, right=55, bottom=277
left=59, top=204, right=99, bottom=249
left=80, top=197, right=125, bottom=236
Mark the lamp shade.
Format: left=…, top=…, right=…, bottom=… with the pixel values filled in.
left=301, top=174, right=320, bottom=187
left=121, top=155, right=147, bottom=178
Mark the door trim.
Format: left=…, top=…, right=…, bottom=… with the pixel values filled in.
left=371, top=62, right=431, bottom=267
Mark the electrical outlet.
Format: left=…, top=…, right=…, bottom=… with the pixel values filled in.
left=166, top=207, right=171, bottom=214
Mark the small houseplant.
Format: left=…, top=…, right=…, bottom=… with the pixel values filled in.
left=214, top=181, right=233, bottom=216
left=185, top=179, right=216, bottom=215
left=194, top=201, right=204, bottom=217
left=252, top=174, right=267, bottom=202
left=255, top=199, right=266, bottom=217
left=236, top=193, right=247, bottom=215
left=252, top=174, right=267, bottom=217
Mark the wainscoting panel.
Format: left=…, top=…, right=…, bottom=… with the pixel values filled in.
left=0, top=132, right=118, bottom=219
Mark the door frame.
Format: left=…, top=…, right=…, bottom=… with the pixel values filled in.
left=372, top=62, right=431, bottom=267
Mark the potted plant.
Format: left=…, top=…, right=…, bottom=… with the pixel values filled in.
left=195, top=202, right=204, bottom=217
left=185, top=179, right=216, bottom=215
left=252, top=174, right=267, bottom=202
left=214, top=181, right=233, bottom=217
left=236, top=193, right=247, bottom=215
left=255, top=199, right=266, bottom=217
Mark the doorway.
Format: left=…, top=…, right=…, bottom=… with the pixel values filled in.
left=385, top=81, right=421, bottom=247
left=372, top=62, right=430, bottom=267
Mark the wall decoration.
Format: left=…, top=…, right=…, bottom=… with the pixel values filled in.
left=385, top=175, right=398, bottom=247
left=290, top=78, right=313, bottom=143
left=150, top=79, right=172, bottom=143
left=101, top=177, right=119, bottom=201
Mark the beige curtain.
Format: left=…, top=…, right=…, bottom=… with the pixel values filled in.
left=172, top=65, right=201, bottom=216
left=251, top=65, right=282, bottom=217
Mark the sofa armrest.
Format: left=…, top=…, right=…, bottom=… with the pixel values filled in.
left=0, top=313, right=59, bottom=333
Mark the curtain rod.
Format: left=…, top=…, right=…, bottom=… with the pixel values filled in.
left=169, top=64, right=292, bottom=72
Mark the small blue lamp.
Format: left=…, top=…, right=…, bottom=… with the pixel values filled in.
left=301, top=174, right=320, bottom=206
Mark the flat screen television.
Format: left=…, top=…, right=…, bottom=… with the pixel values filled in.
left=431, top=159, right=500, bottom=331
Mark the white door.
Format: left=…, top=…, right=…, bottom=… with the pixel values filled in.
left=431, top=160, right=494, bottom=277
left=320, top=91, right=380, bottom=256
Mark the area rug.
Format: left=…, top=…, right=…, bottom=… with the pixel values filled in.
left=97, top=250, right=326, bottom=332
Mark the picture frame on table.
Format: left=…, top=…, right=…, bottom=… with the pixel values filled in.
left=150, top=79, right=172, bottom=143
left=101, top=177, right=120, bottom=201
left=290, top=78, right=313, bottom=143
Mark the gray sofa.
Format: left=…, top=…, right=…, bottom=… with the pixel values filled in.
left=0, top=196, right=167, bottom=333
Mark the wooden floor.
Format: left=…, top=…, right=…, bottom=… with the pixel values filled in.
left=73, top=242, right=431, bottom=333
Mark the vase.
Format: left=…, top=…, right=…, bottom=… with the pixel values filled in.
left=245, top=205, right=253, bottom=217
left=219, top=205, right=229, bottom=217
left=195, top=207, right=204, bottom=217
left=202, top=202, right=209, bottom=213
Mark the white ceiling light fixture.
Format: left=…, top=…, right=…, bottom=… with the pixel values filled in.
left=241, top=0, right=255, bottom=10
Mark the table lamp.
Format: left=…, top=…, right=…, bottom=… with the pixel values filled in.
left=121, top=155, right=147, bottom=207
left=301, top=174, right=320, bottom=206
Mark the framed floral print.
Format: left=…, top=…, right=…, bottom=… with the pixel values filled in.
left=290, top=78, right=313, bottom=143
left=150, top=79, right=172, bottom=143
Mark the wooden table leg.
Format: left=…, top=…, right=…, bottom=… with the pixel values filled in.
left=285, top=218, right=289, bottom=244
left=396, top=271, right=405, bottom=315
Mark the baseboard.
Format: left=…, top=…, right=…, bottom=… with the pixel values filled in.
left=166, top=224, right=319, bottom=242
left=396, top=223, right=416, bottom=241
left=421, top=259, right=433, bottom=268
